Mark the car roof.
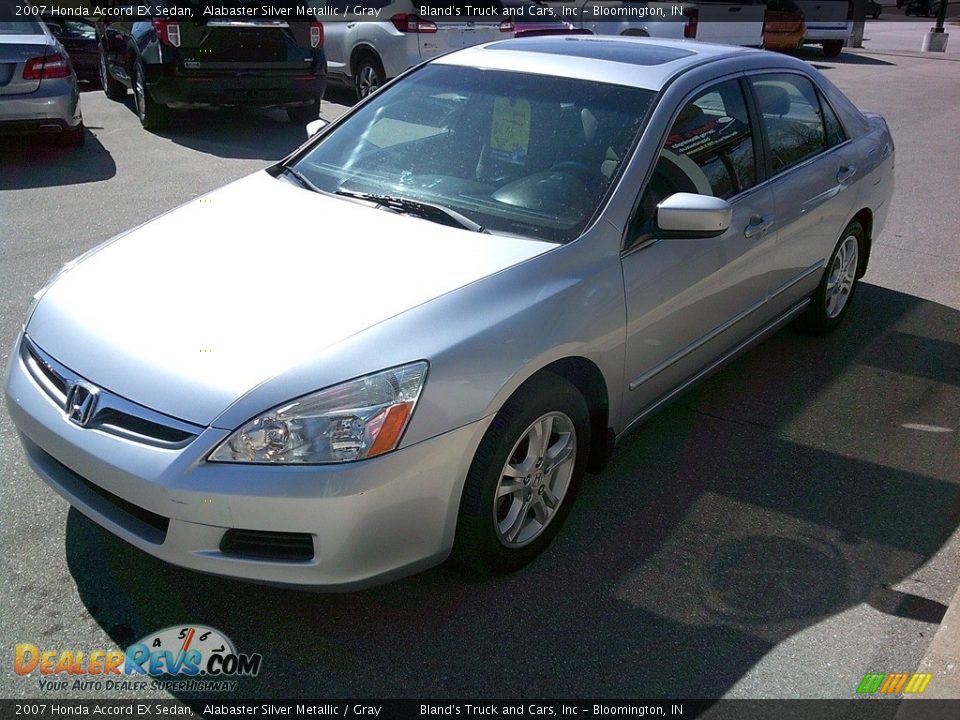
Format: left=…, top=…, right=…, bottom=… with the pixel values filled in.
left=434, top=36, right=760, bottom=90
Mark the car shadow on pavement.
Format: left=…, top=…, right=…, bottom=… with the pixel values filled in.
left=798, top=47, right=899, bottom=67
left=124, top=100, right=311, bottom=161
left=63, top=283, right=960, bottom=699
left=0, top=131, right=116, bottom=190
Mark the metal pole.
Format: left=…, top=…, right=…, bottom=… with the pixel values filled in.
left=850, top=0, right=867, bottom=49
left=934, top=0, right=949, bottom=31
left=923, top=0, right=951, bottom=51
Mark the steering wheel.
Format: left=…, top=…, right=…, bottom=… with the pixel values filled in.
left=548, top=161, right=595, bottom=184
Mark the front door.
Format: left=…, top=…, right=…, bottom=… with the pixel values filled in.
left=620, top=77, right=777, bottom=424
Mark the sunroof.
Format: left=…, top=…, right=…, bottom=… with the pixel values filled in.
left=484, top=38, right=696, bottom=66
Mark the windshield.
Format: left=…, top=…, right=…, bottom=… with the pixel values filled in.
left=288, top=65, right=655, bottom=243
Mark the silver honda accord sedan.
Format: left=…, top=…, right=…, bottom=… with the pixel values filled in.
left=5, top=36, right=894, bottom=590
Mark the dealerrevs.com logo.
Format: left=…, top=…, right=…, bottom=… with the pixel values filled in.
left=15, top=625, right=262, bottom=693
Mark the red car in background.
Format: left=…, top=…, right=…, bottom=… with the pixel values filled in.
left=497, top=0, right=592, bottom=37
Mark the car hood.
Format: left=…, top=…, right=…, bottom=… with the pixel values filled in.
left=26, top=171, right=554, bottom=426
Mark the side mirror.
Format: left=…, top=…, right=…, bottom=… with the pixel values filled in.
left=656, top=192, right=732, bottom=238
left=305, top=117, right=329, bottom=138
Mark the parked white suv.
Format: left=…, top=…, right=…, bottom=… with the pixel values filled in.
left=317, top=0, right=505, bottom=98
left=540, top=0, right=765, bottom=47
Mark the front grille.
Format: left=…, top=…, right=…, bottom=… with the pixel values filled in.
left=220, top=529, right=315, bottom=562
left=21, top=335, right=202, bottom=449
left=25, top=437, right=169, bottom=545
left=94, top=408, right=195, bottom=445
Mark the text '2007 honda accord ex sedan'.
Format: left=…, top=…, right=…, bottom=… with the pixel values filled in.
left=5, top=36, right=894, bottom=591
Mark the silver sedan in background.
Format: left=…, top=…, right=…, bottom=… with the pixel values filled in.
left=0, top=18, right=84, bottom=146
left=4, top=37, right=894, bottom=590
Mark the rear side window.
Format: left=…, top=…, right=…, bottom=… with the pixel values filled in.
left=819, top=92, right=847, bottom=147
left=751, top=73, right=829, bottom=173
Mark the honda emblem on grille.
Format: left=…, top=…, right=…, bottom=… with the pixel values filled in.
left=65, top=382, right=99, bottom=427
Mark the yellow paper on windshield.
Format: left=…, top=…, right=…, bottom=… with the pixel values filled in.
left=490, top=97, right=531, bottom=165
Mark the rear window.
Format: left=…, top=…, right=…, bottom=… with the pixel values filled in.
left=0, top=21, right=43, bottom=35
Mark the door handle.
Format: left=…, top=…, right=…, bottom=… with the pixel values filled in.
left=837, top=165, right=857, bottom=184
left=744, top=214, right=774, bottom=239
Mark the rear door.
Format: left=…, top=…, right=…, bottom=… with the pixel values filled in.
left=694, top=0, right=766, bottom=46
left=0, top=22, right=48, bottom=96
left=748, top=71, right=857, bottom=313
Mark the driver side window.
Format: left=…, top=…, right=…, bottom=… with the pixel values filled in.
left=631, top=79, right=757, bottom=242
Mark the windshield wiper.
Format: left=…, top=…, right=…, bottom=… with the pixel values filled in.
left=334, top=189, right=487, bottom=233
left=281, top=166, right=323, bottom=194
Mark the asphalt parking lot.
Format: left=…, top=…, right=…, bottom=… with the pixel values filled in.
left=1, top=31, right=959, bottom=701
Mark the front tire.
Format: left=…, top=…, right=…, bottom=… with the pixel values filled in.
left=822, top=40, right=844, bottom=57
left=797, top=220, right=865, bottom=334
left=133, top=62, right=170, bottom=131
left=453, top=373, right=590, bottom=574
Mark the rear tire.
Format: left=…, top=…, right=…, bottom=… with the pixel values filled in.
left=822, top=40, right=844, bottom=57
left=354, top=56, right=385, bottom=100
left=453, top=373, right=590, bottom=574
left=99, top=47, right=126, bottom=101
left=797, top=220, right=865, bottom=335
left=133, top=62, right=170, bottom=131
left=286, top=99, right=321, bottom=125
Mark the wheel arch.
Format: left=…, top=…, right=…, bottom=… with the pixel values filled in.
left=350, top=44, right=383, bottom=79
left=850, top=207, right=873, bottom=278
left=501, top=357, right=613, bottom=476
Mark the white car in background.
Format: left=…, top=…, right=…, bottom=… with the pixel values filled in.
left=796, top=0, right=853, bottom=57
left=318, top=0, right=505, bottom=98
left=540, top=0, right=766, bottom=47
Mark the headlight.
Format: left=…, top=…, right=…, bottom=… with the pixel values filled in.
left=208, top=361, right=428, bottom=464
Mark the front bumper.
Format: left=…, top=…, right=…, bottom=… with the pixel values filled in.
left=5, top=334, right=490, bottom=590
left=803, top=23, right=853, bottom=42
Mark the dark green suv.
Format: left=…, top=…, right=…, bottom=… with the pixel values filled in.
left=97, top=7, right=327, bottom=130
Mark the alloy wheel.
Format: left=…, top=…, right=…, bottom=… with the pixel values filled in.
left=358, top=65, right=380, bottom=98
left=825, top=234, right=859, bottom=319
left=134, top=69, right=146, bottom=120
left=493, top=412, right=577, bottom=548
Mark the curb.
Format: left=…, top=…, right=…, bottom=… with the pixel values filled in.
left=894, top=582, right=960, bottom=717
left=844, top=47, right=960, bottom=61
